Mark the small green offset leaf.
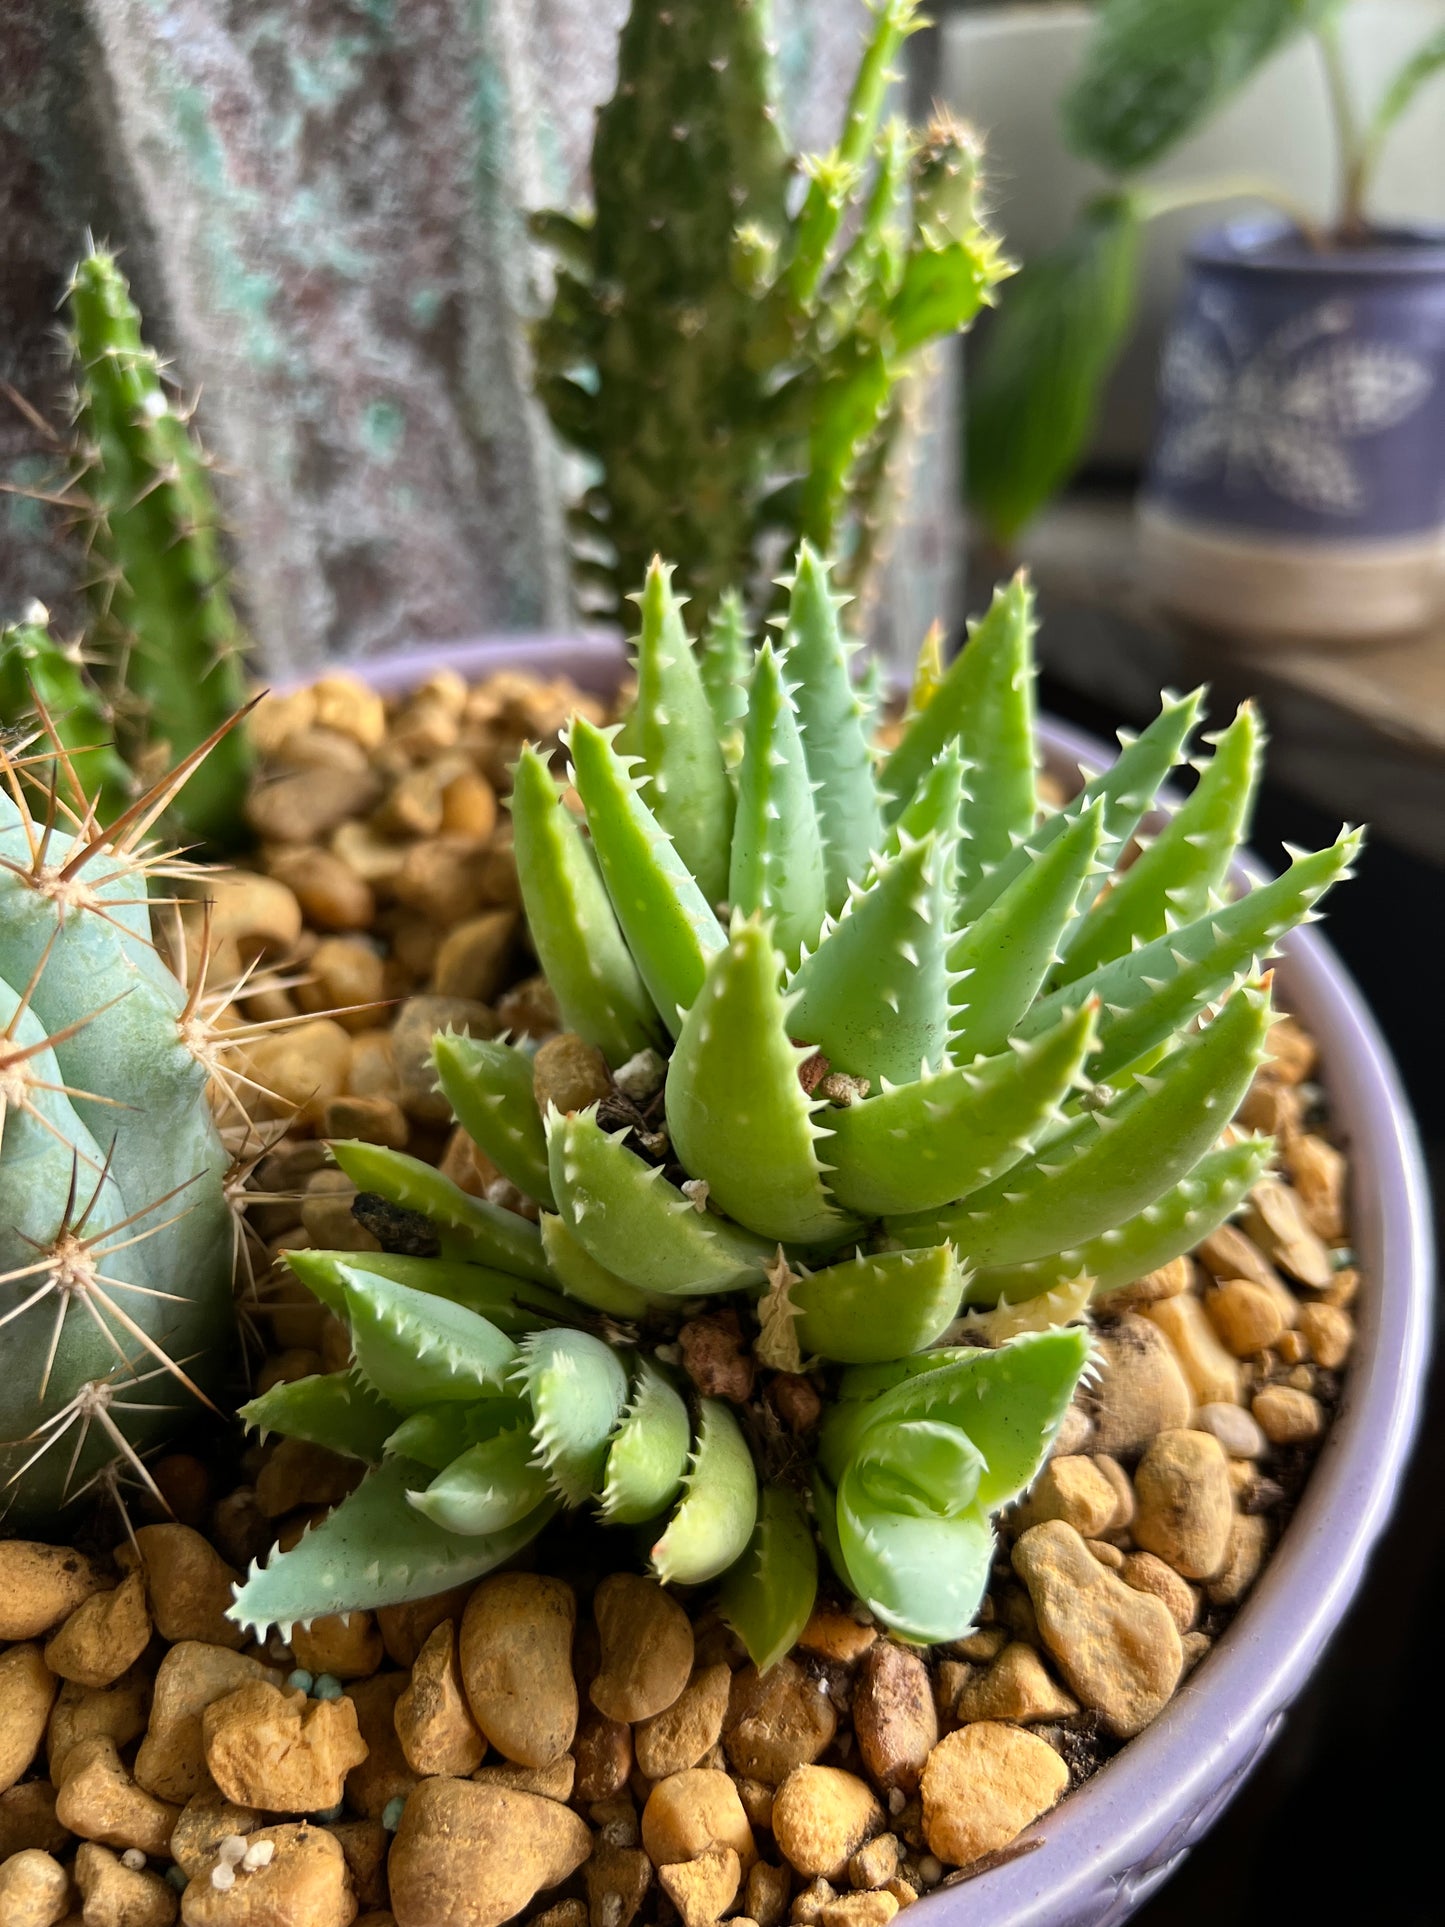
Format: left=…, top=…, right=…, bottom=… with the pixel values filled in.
left=600, top=1355, right=692, bottom=1524
left=652, top=1398, right=759, bottom=1586
left=718, top=1485, right=819, bottom=1670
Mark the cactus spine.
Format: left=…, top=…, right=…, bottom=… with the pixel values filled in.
left=0, top=726, right=246, bottom=1521
left=229, top=545, right=1358, bottom=1656
left=533, top=0, right=1008, bottom=626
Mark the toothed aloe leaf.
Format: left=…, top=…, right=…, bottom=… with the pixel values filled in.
left=326, top=1141, right=552, bottom=1284
left=718, top=1486, right=819, bottom=1671
left=791, top=1246, right=965, bottom=1363
left=965, top=1137, right=1275, bottom=1306
left=239, top=1373, right=402, bottom=1464
left=667, top=920, right=857, bottom=1247
left=228, top=1457, right=556, bottom=1636
left=511, top=744, right=662, bottom=1064
left=787, top=830, right=954, bottom=1086
left=959, top=687, right=1204, bottom=926
left=1056, top=700, right=1262, bottom=982
left=284, top=1250, right=567, bottom=1333
left=729, top=643, right=828, bottom=966
left=1020, top=828, right=1362, bottom=1080
left=948, top=801, right=1106, bottom=1060
left=569, top=716, right=726, bottom=1035
left=880, top=742, right=966, bottom=868
left=701, top=590, right=751, bottom=770
left=856, top=1419, right=986, bottom=1518
left=834, top=1467, right=995, bottom=1644
left=409, top=1427, right=551, bottom=1536
left=547, top=1107, right=773, bottom=1295
left=895, top=979, right=1273, bottom=1268
left=781, top=544, right=882, bottom=910
left=881, top=575, right=1037, bottom=894
left=337, top=1266, right=518, bottom=1409
left=432, top=1033, right=555, bottom=1208
left=599, top=1355, right=692, bottom=1524
left=385, top=1398, right=530, bottom=1472
left=822, top=1327, right=1090, bottom=1509
left=512, top=1326, right=630, bottom=1505
left=651, top=1398, right=758, bottom=1586
left=824, top=1001, right=1098, bottom=1217
left=617, top=559, right=734, bottom=903
left=539, top=1212, right=674, bottom=1321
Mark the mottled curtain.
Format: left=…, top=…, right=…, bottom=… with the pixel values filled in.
left=2, top=0, right=955, bottom=672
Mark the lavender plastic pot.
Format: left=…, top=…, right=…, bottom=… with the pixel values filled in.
left=341, top=633, right=1433, bottom=1925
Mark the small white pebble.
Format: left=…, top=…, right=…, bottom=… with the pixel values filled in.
left=654, top=1342, right=681, bottom=1366
left=218, top=1835, right=248, bottom=1866
left=681, top=1178, right=710, bottom=1214
left=888, top=1788, right=906, bottom=1816
left=242, top=1840, right=276, bottom=1871
left=918, top=1856, right=944, bottom=1887
left=614, top=1047, right=666, bottom=1099
left=211, top=1864, right=237, bottom=1892
left=121, top=1848, right=147, bottom=1870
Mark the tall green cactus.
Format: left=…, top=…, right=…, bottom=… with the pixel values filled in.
left=230, top=546, right=1358, bottom=1655
left=67, top=249, right=254, bottom=847
left=532, top=0, right=1008, bottom=626
left=0, top=724, right=241, bottom=1523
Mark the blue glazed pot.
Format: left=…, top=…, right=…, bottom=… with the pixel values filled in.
left=1139, top=218, right=1445, bottom=642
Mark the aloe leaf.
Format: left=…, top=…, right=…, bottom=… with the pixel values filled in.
left=228, top=1458, right=556, bottom=1636
left=824, top=1000, right=1097, bottom=1217
left=897, top=978, right=1273, bottom=1268
left=285, top=1250, right=566, bottom=1333
left=965, top=196, right=1142, bottom=542
left=409, top=1428, right=551, bottom=1536
left=700, top=590, right=751, bottom=769
left=718, top=1486, right=819, bottom=1671
left=651, top=1399, right=759, bottom=1586
left=511, top=743, right=662, bottom=1063
left=957, top=687, right=1203, bottom=926
left=948, top=800, right=1106, bottom=1059
left=787, top=831, right=954, bottom=1087
left=780, top=544, right=882, bottom=911
left=385, top=1398, right=529, bottom=1472
left=667, top=920, right=856, bottom=1247
left=728, top=643, right=828, bottom=966
left=239, top=1372, right=401, bottom=1464
left=834, top=1474, right=994, bottom=1644
left=539, top=1212, right=672, bottom=1321
left=512, top=1326, right=631, bottom=1506
left=791, top=1245, right=964, bottom=1363
left=855, top=1419, right=986, bottom=1518
left=337, top=1266, right=518, bottom=1409
left=547, top=1106, right=773, bottom=1296
left=882, top=742, right=967, bottom=868
left=1367, top=25, right=1445, bottom=150
left=964, top=1136, right=1273, bottom=1306
left=327, top=1141, right=553, bottom=1284
left=599, top=1355, right=692, bottom=1525
left=1019, top=827, right=1363, bottom=1080
left=1057, top=700, right=1262, bottom=982
left=1063, top=0, right=1330, bottom=172
left=569, top=716, right=727, bottom=1035
left=617, top=558, right=734, bottom=903
left=432, top=1033, right=555, bottom=1208
left=880, top=576, right=1037, bottom=888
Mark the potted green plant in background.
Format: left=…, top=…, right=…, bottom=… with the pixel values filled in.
left=950, top=0, right=1445, bottom=641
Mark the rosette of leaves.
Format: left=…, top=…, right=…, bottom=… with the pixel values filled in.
left=230, top=546, right=1358, bottom=1658
left=532, top=0, right=1008, bottom=624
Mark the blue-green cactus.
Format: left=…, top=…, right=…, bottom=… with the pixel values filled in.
left=532, top=0, right=1008, bottom=624
left=0, top=725, right=242, bottom=1522
left=230, top=547, right=1359, bottom=1657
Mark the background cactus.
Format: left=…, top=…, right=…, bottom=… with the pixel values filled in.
left=0, top=249, right=254, bottom=849
left=230, top=546, right=1358, bottom=1654
left=532, top=0, right=1008, bottom=627
left=0, top=724, right=244, bottom=1523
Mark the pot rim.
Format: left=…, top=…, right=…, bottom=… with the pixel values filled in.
left=302, top=634, right=1432, bottom=1924
left=1189, top=214, right=1445, bottom=277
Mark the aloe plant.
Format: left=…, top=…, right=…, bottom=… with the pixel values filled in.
left=533, top=0, right=1007, bottom=625
left=230, top=546, right=1358, bottom=1655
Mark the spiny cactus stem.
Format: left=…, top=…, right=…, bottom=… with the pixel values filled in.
left=4, top=1357, right=181, bottom=1514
